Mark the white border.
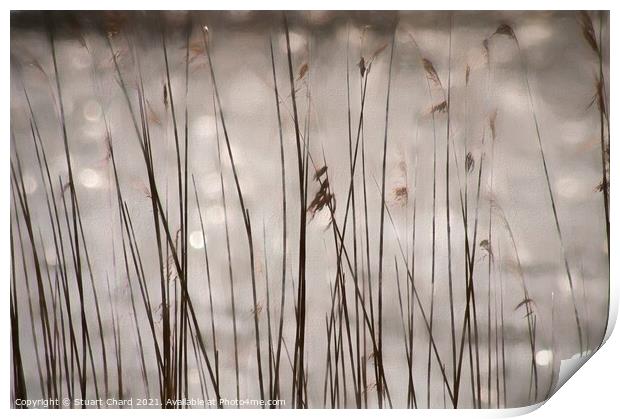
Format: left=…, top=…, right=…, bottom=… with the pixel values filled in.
left=3, top=2, right=617, bottom=418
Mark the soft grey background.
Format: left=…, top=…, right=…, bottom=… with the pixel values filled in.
left=10, top=11, right=609, bottom=408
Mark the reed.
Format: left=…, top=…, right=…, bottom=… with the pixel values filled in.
left=489, top=23, right=584, bottom=356
left=10, top=11, right=606, bottom=410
